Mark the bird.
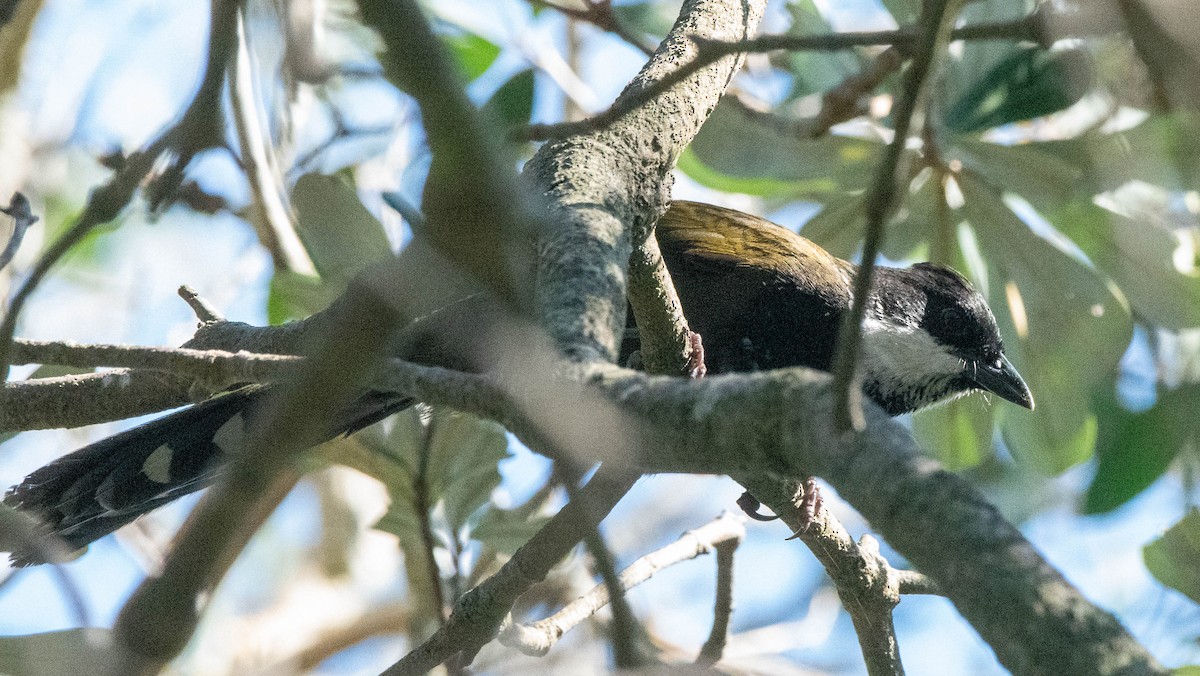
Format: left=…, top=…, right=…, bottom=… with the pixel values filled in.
left=652, top=201, right=1033, bottom=414
left=3, top=200, right=1032, bottom=564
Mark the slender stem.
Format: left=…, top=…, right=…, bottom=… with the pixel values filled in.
left=696, top=537, right=738, bottom=665
left=525, top=9, right=1064, bottom=142
left=0, top=0, right=240, bottom=388
left=831, top=0, right=961, bottom=432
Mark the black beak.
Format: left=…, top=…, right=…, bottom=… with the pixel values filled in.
left=970, top=355, right=1034, bottom=410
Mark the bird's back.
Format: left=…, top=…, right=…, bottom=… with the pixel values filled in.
left=655, top=201, right=854, bottom=373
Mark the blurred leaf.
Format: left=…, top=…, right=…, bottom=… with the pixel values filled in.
left=363, top=407, right=509, bottom=632
left=944, top=47, right=1092, bottom=134
left=913, top=396, right=995, bottom=470
left=797, top=194, right=864, bottom=259
left=799, top=164, right=943, bottom=261
left=938, top=0, right=1031, bottom=116
left=1086, top=385, right=1200, bottom=513
left=445, top=32, right=501, bottom=81
left=783, top=1, right=864, bottom=98
left=1175, top=667, right=1200, bottom=676
left=884, top=168, right=945, bottom=261
left=0, top=629, right=117, bottom=676
left=879, top=0, right=918, bottom=24
left=684, top=100, right=883, bottom=198
left=1119, top=0, right=1200, bottom=111
left=959, top=172, right=1131, bottom=473
left=425, top=410, right=510, bottom=534
left=1021, top=114, right=1200, bottom=199
left=482, top=69, right=536, bottom=131
left=473, top=506, right=552, bottom=555
left=366, top=409, right=440, bottom=635
left=677, top=149, right=811, bottom=199
left=290, top=173, right=393, bottom=286
left=267, top=270, right=340, bottom=324
left=1049, top=201, right=1200, bottom=330
left=612, top=2, right=679, bottom=41
left=950, top=139, right=1088, bottom=210
left=1145, top=509, right=1200, bottom=604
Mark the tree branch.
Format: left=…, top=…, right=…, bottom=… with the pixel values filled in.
left=524, top=8, right=1072, bottom=142
left=695, top=533, right=737, bottom=665
left=499, top=512, right=745, bottom=657
left=0, top=192, right=37, bottom=271
left=0, top=0, right=240, bottom=389
left=382, top=465, right=641, bottom=675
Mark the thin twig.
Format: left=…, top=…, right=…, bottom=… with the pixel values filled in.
left=382, top=465, right=641, bottom=675
left=381, top=191, right=427, bottom=237
left=499, top=512, right=745, bottom=657
left=555, top=461, right=646, bottom=669
left=7, top=338, right=301, bottom=384
left=524, top=10, right=1056, bottom=142
left=281, top=601, right=410, bottom=673
left=895, top=569, right=940, bottom=595
left=414, top=413, right=450, bottom=630
left=0, top=0, right=239, bottom=388
left=830, top=0, right=961, bottom=433
left=230, top=5, right=316, bottom=274
left=177, top=285, right=225, bottom=323
left=0, top=193, right=38, bottom=271
left=696, top=534, right=738, bottom=665
left=727, top=45, right=905, bottom=140
left=532, top=0, right=656, bottom=56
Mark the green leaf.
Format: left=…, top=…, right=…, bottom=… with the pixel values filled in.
left=0, top=629, right=118, bottom=676
left=1145, top=509, right=1200, bottom=604
left=912, top=396, right=995, bottom=469
left=425, top=410, right=510, bottom=534
left=473, top=507, right=552, bottom=555
left=799, top=165, right=945, bottom=261
left=797, top=194, right=865, bottom=260
left=944, top=47, right=1092, bottom=134
left=941, top=0, right=1033, bottom=107
left=267, top=270, right=340, bottom=324
left=445, top=32, right=502, bottom=82
left=612, top=2, right=677, bottom=41
left=1016, top=114, right=1200, bottom=199
left=1085, top=385, right=1200, bottom=513
left=677, top=149, right=812, bottom=199
left=959, top=172, right=1132, bottom=473
left=482, top=69, right=536, bottom=131
left=879, top=0, right=918, bottom=24
left=290, top=173, right=393, bottom=286
left=783, top=1, right=864, bottom=98
left=684, top=99, right=883, bottom=198
left=1049, top=200, right=1200, bottom=330
left=1174, top=667, right=1200, bottom=676
left=885, top=168, right=945, bottom=261
left=950, top=138, right=1088, bottom=210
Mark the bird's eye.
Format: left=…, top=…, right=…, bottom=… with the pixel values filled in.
left=991, top=357, right=1003, bottom=370
left=939, top=307, right=965, bottom=328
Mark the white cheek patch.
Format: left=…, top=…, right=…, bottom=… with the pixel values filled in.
left=860, top=318, right=964, bottom=391
left=142, top=445, right=174, bottom=484
left=213, top=413, right=247, bottom=455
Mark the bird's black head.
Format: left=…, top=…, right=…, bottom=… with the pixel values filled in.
left=861, top=262, right=1034, bottom=415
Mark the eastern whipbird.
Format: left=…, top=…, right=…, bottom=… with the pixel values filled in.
left=4, top=201, right=1032, bottom=564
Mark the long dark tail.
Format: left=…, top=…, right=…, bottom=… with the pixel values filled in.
left=4, top=387, right=411, bottom=565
